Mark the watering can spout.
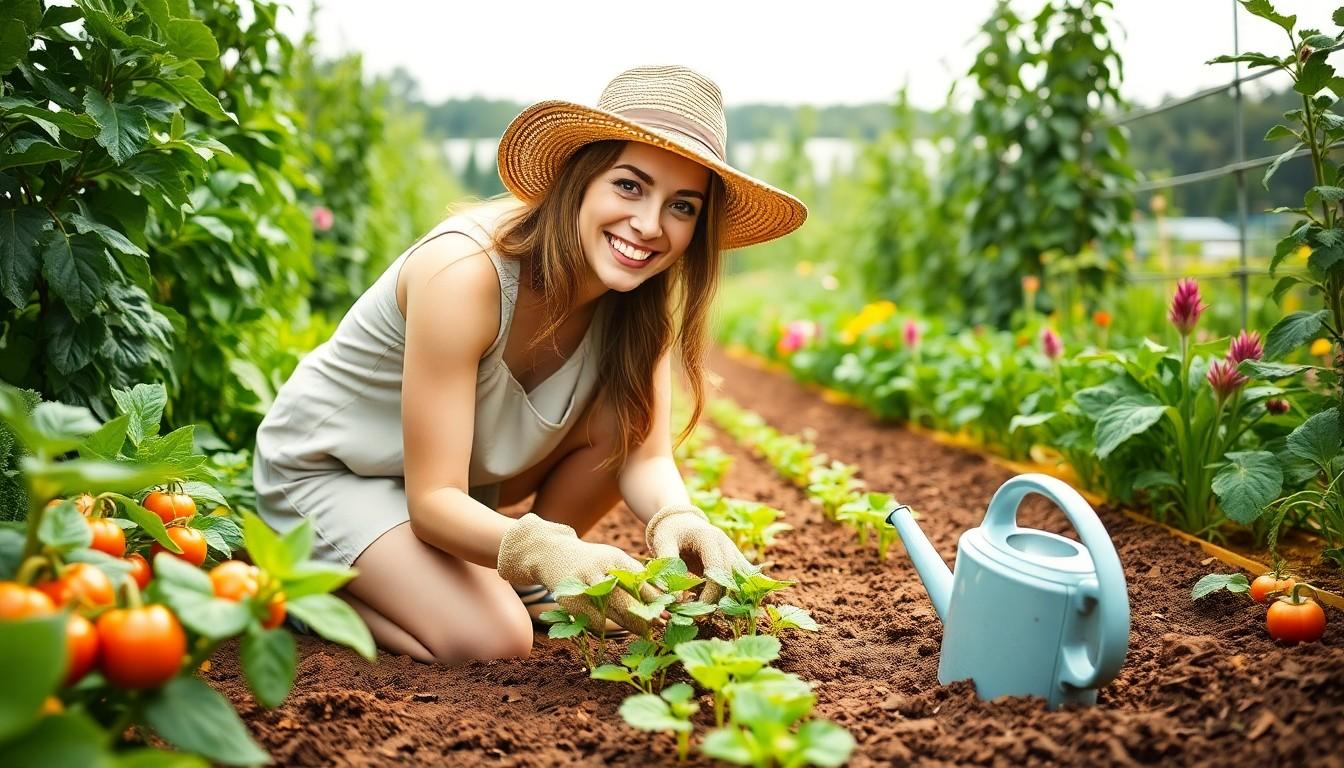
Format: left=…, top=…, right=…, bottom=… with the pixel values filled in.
left=886, top=503, right=952, bottom=623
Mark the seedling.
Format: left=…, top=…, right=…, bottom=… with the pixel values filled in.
left=538, top=609, right=598, bottom=669
left=709, top=564, right=794, bottom=637
left=764, top=604, right=819, bottom=635
left=836, top=492, right=900, bottom=557
left=675, top=635, right=781, bottom=726
left=760, top=433, right=821, bottom=487
left=806, top=460, right=865, bottom=521
left=619, top=682, right=700, bottom=762
left=553, top=574, right=621, bottom=664
left=592, top=638, right=679, bottom=693
left=702, top=668, right=855, bottom=768
left=685, top=446, right=734, bottom=492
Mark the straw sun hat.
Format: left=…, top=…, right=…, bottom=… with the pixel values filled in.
left=496, top=65, right=807, bottom=251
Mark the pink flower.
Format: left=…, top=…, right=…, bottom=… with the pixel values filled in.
left=902, top=319, right=920, bottom=348
left=1168, top=278, right=1206, bottom=337
left=1207, top=358, right=1248, bottom=399
left=1226, top=329, right=1263, bottom=364
left=311, top=205, right=335, bottom=233
left=1041, top=327, right=1063, bottom=360
left=776, top=320, right=818, bottom=356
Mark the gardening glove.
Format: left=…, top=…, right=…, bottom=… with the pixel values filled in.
left=497, top=513, right=661, bottom=635
left=645, top=503, right=753, bottom=605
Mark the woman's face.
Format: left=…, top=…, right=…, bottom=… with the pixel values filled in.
left=577, top=141, right=712, bottom=294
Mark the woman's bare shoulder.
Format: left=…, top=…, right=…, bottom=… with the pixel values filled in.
left=398, top=233, right=503, bottom=358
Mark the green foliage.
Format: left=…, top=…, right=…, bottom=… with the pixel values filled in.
left=619, top=683, right=699, bottom=762
left=946, top=0, right=1135, bottom=328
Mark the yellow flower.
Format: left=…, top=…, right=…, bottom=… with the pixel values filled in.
left=1311, top=338, right=1333, bottom=357
left=840, top=330, right=856, bottom=345
left=1296, top=245, right=1312, bottom=263
left=795, top=260, right=814, bottom=276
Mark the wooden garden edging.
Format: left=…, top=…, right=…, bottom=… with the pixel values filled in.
left=719, top=345, right=1344, bottom=612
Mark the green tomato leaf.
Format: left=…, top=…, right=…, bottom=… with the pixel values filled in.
left=241, top=625, right=297, bottom=708
left=1211, top=451, right=1283, bottom=524
left=79, top=413, right=130, bottom=459
left=143, top=677, right=270, bottom=766
left=37, top=498, right=92, bottom=551
left=193, top=514, right=243, bottom=558
left=277, top=559, right=354, bottom=599
left=163, top=18, right=219, bottom=60
left=286, top=593, right=376, bottom=660
left=107, top=493, right=177, bottom=551
left=0, top=614, right=66, bottom=741
left=83, top=90, right=149, bottom=165
left=1191, top=572, right=1250, bottom=600
left=111, top=383, right=167, bottom=444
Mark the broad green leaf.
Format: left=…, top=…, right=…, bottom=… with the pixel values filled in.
left=0, top=711, right=107, bottom=767
left=0, top=137, right=77, bottom=170
left=733, top=634, right=781, bottom=663
left=143, top=677, right=270, bottom=766
left=0, top=100, right=99, bottom=139
left=23, top=400, right=101, bottom=454
left=21, top=457, right=170, bottom=498
left=618, top=693, right=689, bottom=733
left=66, top=212, right=147, bottom=257
left=552, top=576, right=587, bottom=598
left=152, top=549, right=211, bottom=592
left=136, top=0, right=172, bottom=27
left=701, top=727, right=756, bottom=764
left=164, top=19, right=220, bottom=60
left=798, top=719, right=856, bottom=767
left=0, top=207, right=51, bottom=309
left=242, top=512, right=298, bottom=576
left=111, top=383, right=167, bottom=444
left=767, top=604, right=819, bottom=631
left=277, top=560, right=353, bottom=599
left=277, top=517, right=315, bottom=572
left=83, top=90, right=149, bottom=165
left=80, top=413, right=130, bottom=459
left=41, top=231, right=112, bottom=320
left=1286, top=408, right=1342, bottom=467
left=194, top=514, right=243, bottom=558
left=1243, top=0, right=1295, bottom=34
left=157, top=75, right=232, bottom=122
left=0, top=614, right=65, bottom=741
left=181, top=481, right=229, bottom=510
left=0, top=0, right=41, bottom=32
left=1238, top=360, right=1314, bottom=380
left=1094, top=396, right=1170, bottom=459
left=1211, top=451, right=1283, bottom=524
left=136, top=426, right=200, bottom=472
left=536, top=609, right=570, bottom=625
left=548, top=618, right=587, bottom=639
left=590, top=664, right=633, bottom=684
left=1297, top=52, right=1335, bottom=95
left=1191, top=572, right=1249, bottom=600
left=286, top=593, right=376, bottom=660
left=241, top=626, right=297, bottom=708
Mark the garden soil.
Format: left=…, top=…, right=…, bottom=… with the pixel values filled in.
left=209, top=348, right=1344, bottom=766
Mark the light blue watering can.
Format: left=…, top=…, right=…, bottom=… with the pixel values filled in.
left=885, top=473, right=1130, bottom=709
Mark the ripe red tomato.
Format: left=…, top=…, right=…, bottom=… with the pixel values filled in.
left=1266, top=595, right=1327, bottom=644
left=64, top=613, right=98, bottom=685
left=125, top=553, right=152, bottom=590
left=263, top=592, right=287, bottom=630
left=0, top=582, right=56, bottom=619
left=96, top=604, right=187, bottom=689
left=36, top=563, right=116, bottom=610
left=1250, top=573, right=1296, bottom=604
left=142, top=491, right=196, bottom=524
left=88, top=518, right=126, bottom=558
left=151, top=527, right=207, bottom=567
left=209, top=561, right=259, bottom=601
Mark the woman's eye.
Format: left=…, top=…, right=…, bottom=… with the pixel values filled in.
left=674, top=201, right=698, bottom=216
left=614, top=178, right=639, bottom=193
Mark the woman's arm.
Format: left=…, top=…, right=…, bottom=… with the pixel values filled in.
left=400, top=234, right=514, bottom=569
left=618, top=348, right=692, bottom=525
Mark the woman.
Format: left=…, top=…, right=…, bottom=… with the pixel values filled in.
left=253, top=65, right=807, bottom=664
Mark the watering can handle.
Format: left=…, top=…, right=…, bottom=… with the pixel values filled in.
left=982, top=473, right=1130, bottom=690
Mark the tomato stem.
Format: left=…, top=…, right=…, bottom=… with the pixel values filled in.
left=122, top=576, right=144, bottom=609
left=15, top=555, right=49, bottom=585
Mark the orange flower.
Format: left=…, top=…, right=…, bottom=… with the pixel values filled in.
left=1022, top=275, right=1041, bottom=293
left=1093, top=310, right=1112, bottom=328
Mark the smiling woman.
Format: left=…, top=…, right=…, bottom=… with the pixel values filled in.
left=251, top=65, right=807, bottom=665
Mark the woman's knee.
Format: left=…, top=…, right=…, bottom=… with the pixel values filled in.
left=421, top=596, right=534, bottom=664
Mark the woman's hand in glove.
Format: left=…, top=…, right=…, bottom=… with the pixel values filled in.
left=645, top=503, right=753, bottom=605
left=497, top=513, right=660, bottom=634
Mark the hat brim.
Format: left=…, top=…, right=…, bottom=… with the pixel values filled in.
left=496, top=100, right=807, bottom=251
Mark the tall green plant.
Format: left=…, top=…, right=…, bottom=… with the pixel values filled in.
left=947, top=0, right=1135, bottom=328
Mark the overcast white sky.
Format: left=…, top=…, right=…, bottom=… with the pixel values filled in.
left=285, top=1, right=1336, bottom=110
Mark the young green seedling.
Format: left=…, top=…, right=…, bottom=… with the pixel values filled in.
left=674, top=635, right=781, bottom=726
left=703, top=668, right=855, bottom=768
left=553, top=574, right=621, bottom=664
left=592, top=638, right=679, bottom=694
left=851, top=492, right=899, bottom=558
left=685, top=445, right=733, bottom=492
left=709, top=564, right=795, bottom=637
left=764, top=604, right=819, bottom=636
left=538, top=609, right=596, bottom=669
left=806, top=460, right=864, bottom=521
left=619, top=682, right=701, bottom=762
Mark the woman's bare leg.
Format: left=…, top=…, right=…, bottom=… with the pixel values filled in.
left=343, top=522, right=533, bottom=664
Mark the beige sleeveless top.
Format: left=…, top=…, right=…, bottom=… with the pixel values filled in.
left=252, top=201, right=608, bottom=510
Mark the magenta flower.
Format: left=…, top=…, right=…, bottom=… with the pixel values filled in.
left=312, top=205, right=335, bottom=233
left=776, top=320, right=818, bottom=356
left=1226, top=329, right=1263, bottom=364
left=1168, top=278, right=1206, bottom=337
left=1207, top=358, right=1248, bottom=399
left=1041, top=327, right=1063, bottom=360
left=902, top=319, right=921, bottom=348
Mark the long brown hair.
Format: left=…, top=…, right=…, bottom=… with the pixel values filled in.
left=486, top=140, right=726, bottom=470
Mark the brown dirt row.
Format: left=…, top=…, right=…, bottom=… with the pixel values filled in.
left=205, top=348, right=1344, bottom=766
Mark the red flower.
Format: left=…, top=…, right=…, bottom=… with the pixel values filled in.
left=1207, top=358, right=1248, bottom=399
left=1168, top=278, right=1206, bottom=337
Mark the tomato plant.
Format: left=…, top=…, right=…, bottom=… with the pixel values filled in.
left=1250, top=572, right=1296, bottom=604
left=88, top=517, right=127, bottom=557
left=36, top=563, right=116, bottom=610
